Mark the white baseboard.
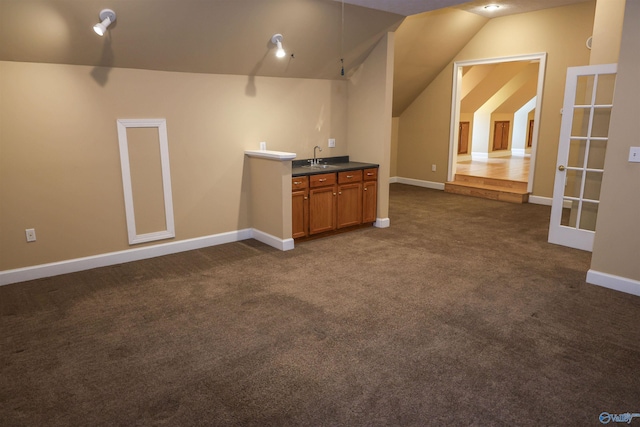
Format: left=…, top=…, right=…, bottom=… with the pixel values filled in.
left=0, top=228, right=293, bottom=287
left=586, top=269, right=640, bottom=297
left=252, top=229, right=294, bottom=251
left=512, top=149, right=526, bottom=156
left=528, top=195, right=552, bottom=206
left=392, top=177, right=445, bottom=191
left=389, top=176, right=399, bottom=184
left=471, top=152, right=489, bottom=159
left=374, top=218, right=390, bottom=228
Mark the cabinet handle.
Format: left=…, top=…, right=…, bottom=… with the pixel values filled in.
left=346, top=175, right=353, bottom=179
left=367, top=172, right=374, bottom=176
left=333, top=193, right=336, bottom=196
left=293, top=181, right=302, bottom=185
left=339, top=191, right=342, bottom=195
left=304, top=196, right=308, bottom=200
left=319, top=178, right=327, bottom=182
left=364, top=188, right=367, bottom=191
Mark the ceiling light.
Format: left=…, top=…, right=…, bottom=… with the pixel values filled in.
left=483, top=4, right=501, bottom=11
left=93, top=9, right=116, bottom=36
left=271, top=34, right=286, bottom=58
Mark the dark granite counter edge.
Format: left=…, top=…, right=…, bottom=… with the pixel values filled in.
left=292, top=156, right=379, bottom=177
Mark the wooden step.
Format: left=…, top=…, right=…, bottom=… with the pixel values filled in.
left=444, top=180, right=529, bottom=204
left=454, top=174, right=528, bottom=192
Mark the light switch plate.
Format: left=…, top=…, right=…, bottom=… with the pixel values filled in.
left=629, top=147, right=640, bottom=163
left=328, top=138, right=335, bottom=148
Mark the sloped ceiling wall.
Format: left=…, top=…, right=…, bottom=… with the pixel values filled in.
left=393, top=8, right=488, bottom=116
left=0, top=0, right=403, bottom=80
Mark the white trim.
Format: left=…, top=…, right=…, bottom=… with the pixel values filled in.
left=586, top=270, right=640, bottom=297
left=252, top=229, right=294, bottom=251
left=244, top=150, right=296, bottom=161
left=117, top=118, right=175, bottom=245
left=394, top=177, right=445, bottom=190
left=389, top=176, right=399, bottom=183
left=374, top=218, right=390, bottom=228
left=512, top=149, right=526, bottom=156
left=528, top=195, right=553, bottom=206
left=471, top=152, right=489, bottom=160
left=0, top=228, right=299, bottom=286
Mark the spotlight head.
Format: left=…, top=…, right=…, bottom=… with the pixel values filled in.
left=271, top=33, right=286, bottom=58
left=94, top=9, right=116, bottom=36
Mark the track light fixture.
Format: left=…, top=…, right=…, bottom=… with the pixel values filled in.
left=93, top=9, right=116, bottom=36
left=271, top=34, right=286, bottom=58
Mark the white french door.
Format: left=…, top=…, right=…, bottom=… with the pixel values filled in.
left=548, top=63, right=617, bottom=251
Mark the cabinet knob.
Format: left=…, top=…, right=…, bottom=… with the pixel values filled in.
left=333, top=193, right=336, bottom=196
left=367, top=172, right=374, bottom=176
left=364, top=188, right=367, bottom=191
left=339, top=191, right=342, bottom=195
left=319, top=178, right=327, bottom=182
left=304, top=196, right=308, bottom=200
left=293, top=181, right=301, bottom=185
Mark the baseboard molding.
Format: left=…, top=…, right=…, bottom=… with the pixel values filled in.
left=512, top=149, right=526, bottom=156
left=586, top=269, right=640, bottom=297
left=389, top=176, right=399, bottom=184
left=252, top=229, right=294, bottom=251
left=528, top=195, right=552, bottom=206
left=471, top=152, right=489, bottom=159
left=374, top=218, right=390, bottom=228
left=393, top=177, right=445, bottom=191
left=0, top=228, right=292, bottom=287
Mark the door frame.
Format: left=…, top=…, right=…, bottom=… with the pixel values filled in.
left=447, top=53, right=548, bottom=193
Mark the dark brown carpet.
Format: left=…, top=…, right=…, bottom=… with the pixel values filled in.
left=2, top=184, right=639, bottom=426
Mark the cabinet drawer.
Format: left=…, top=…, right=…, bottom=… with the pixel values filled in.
left=310, top=173, right=337, bottom=188
left=363, top=168, right=378, bottom=181
left=292, top=176, right=308, bottom=190
left=338, top=170, right=363, bottom=184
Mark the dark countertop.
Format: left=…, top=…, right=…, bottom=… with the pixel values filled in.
left=292, top=156, right=379, bottom=177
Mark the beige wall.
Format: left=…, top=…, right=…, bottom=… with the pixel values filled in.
left=591, top=0, right=640, bottom=282
left=397, top=2, right=596, bottom=196
left=590, top=0, right=626, bottom=65
left=247, top=157, right=292, bottom=240
left=390, top=117, right=399, bottom=177
left=0, top=61, right=348, bottom=270
left=347, top=33, right=394, bottom=221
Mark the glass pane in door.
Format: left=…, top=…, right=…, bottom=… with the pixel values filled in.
left=583, top=171, right=603, bottom=201
left=579, top=202, right=599, bottom=231
left=575, top=75, right=595, bottom=105
left=567, top=139, right=586, bottom=168
left=587, top=140, right=607, bottom=169
left=595, top=74, right=616, bottom=105
left=564, top=169, right=583, bottom=198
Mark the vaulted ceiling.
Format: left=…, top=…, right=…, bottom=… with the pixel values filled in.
left=0, top=0, right=590, bottom=116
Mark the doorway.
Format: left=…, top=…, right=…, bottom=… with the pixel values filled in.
left=447, top=53, right=547, bottom=192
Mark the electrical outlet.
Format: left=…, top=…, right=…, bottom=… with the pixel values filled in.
left=431, top=164, right=436, bottom=172
left=25, top=228, right=36, bottom=242
left=328, top=138, right=336, bottom=148
left=629, top=147, right=640, bottom=163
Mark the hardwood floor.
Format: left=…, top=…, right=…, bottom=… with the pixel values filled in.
left=455, top=155, right=530, bottom=182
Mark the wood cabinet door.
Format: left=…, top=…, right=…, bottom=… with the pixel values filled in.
left=292, top=189, right=308, bottom=239
left=527, top=119, right=534, bottom=148
left=492, top=120, right=510, bottom=151
left=309, top=185, right=336, bottom=235
left=458, top=121, right=470, bottom=154
left=362, top=180, right=377, bottom=223
left=337, top=182, right=362, bottom=229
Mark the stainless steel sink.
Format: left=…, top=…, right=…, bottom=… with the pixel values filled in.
left=301, top=164, right=338, bottom=169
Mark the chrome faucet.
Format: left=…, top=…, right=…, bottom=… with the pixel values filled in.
left=312, top=145, right=323, bottom=166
